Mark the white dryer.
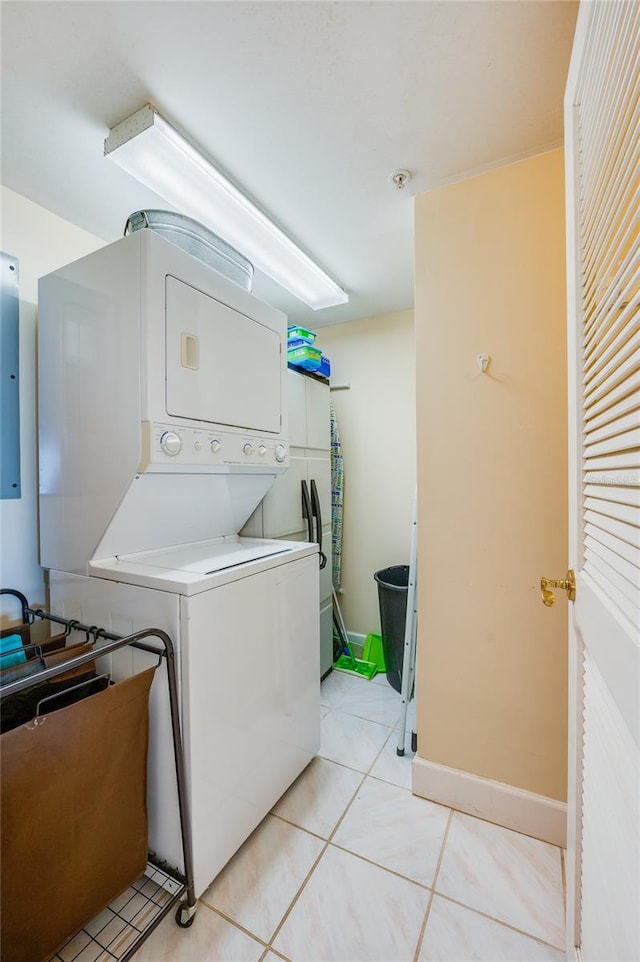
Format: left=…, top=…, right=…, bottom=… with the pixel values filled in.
left=38, top=230, right=320, bottom=896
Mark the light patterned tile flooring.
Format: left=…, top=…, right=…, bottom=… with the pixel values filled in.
left=125, top=671, right=564, bottom=960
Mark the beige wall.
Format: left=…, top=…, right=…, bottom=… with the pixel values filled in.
left=414, top=149, right=568, bottom=801
left=317, top=310, right=416, bottom=636
left=0, top=187, right=104, bottom=616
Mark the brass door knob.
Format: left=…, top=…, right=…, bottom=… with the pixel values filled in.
left=541, top=570, right=576, bottom=606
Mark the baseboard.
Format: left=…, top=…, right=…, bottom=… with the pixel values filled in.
left=412, top=755, right=567, bottom=847
left=348, top=632, right=366, bottom=658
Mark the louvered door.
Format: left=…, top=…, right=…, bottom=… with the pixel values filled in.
left=564, top=2, right=639, bottom=960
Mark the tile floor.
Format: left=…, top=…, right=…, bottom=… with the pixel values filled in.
left=129, top=670, right=566, bottom=962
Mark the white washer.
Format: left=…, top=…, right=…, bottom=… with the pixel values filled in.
left=38, top=231, right=320, bottom=896
left=49, top=537, right=318, bottom=897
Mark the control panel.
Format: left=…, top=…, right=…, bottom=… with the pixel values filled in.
left=139, top=421, right=288, bottom=471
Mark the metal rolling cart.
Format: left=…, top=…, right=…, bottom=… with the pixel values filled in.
left=0, top=588, right=197, bottom=962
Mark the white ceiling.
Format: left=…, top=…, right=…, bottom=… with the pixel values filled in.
left=1, top=0, right=577, bottom=328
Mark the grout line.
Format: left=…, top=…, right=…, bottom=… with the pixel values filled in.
left=319, top=738, right=438, bottom=884
left=279, top=687, right=426, bottom=906
left=434, top=892, right=567, bottom=952
left=329, top=841, right=433, bottom=891
left=328, top=685, right=402, bottom=726
left=325, top=778, right=367, bottom=843
left=201, top=693, right=413, bottom=961
left=196, top=899, right=268, bottom=949
left=413, top=808, right=454, bottom=962
left=314, top=749, right=438, bottom=890
left=264, top=754, right=376, bottom=952
left=269, top=811, right=328, bottom=841
left=316, top=711, right=396, bottom=777
left=325, top=703, right=397, bottom=734
left=335, top=706, right=400, bottom=727
left=201, top=733, right=373, bottom=958
left=262, top=948, right=293, bottom=962
left=192, top=684, right=567, bottom=961
left=361, top=713, right=403, bottom=773
left=264, top=838, right=331, bottom=948
left=428, top=813, right=565, bottom=951
left=305, top=752, right=369, bottom=777
left=265, top=767, right=369, bottom=948
left=266, top=812, right=338, bottom=844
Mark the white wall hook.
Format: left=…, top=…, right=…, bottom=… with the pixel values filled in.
left=477, top=353, right=490, bottom=374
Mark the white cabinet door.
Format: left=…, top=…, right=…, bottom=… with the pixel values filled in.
left=260, top=455, right=330, bottom=550
left=288, top=369, right=307, bottom=448
left=287, top=369, right=329, bottom=451
left=308, top=457, right=331, bottom=524
left=261, top=457, right=309, bottom=540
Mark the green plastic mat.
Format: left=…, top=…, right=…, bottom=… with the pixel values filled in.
left=363, top=632, right=386, bottom=672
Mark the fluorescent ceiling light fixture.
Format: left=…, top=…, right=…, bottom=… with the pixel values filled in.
left=105, top=104, right=348, bottom=310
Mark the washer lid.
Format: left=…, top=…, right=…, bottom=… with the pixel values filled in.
left=121, top=536, right=292, bottom=574
left=89, top=536, right=318, bottom=595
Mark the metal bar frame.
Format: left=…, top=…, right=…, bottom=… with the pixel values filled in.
left=397, top=491, right=418, bottom=756
left=0, top=588, right=197, bottom=926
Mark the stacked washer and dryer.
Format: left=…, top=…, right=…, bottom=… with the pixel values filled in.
left=37, top=228, right=320, bottom=897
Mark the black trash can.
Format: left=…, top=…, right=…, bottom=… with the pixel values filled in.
left=374, top=565, right=409, bottom=693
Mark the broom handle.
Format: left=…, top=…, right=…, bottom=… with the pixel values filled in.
left=332, top=585, right=351, bottom=653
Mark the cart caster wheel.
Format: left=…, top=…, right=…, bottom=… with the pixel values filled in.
left=176, top=905, right=196, bottom=927
left=396, top=747, right=405, bottom=756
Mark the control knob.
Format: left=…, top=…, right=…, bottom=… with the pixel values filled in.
left=275, top=444, right=287, bottom=463
left=160, top=431, right=182, bottom=456
left=258, top=445, right=267, bottom=457
left=243, top=442, right=254, bottom=456
left=210, top=439, right=222, bottom=454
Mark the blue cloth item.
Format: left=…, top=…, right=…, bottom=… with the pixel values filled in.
left=0, top=633, right=27, bottom=669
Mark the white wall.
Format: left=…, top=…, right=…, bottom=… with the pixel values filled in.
left=0, top=187, right=104, bottom=619
left=316, top=310, right=416, bottom=636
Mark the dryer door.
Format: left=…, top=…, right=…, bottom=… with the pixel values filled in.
left=165, top=276, right=281, bottom=433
